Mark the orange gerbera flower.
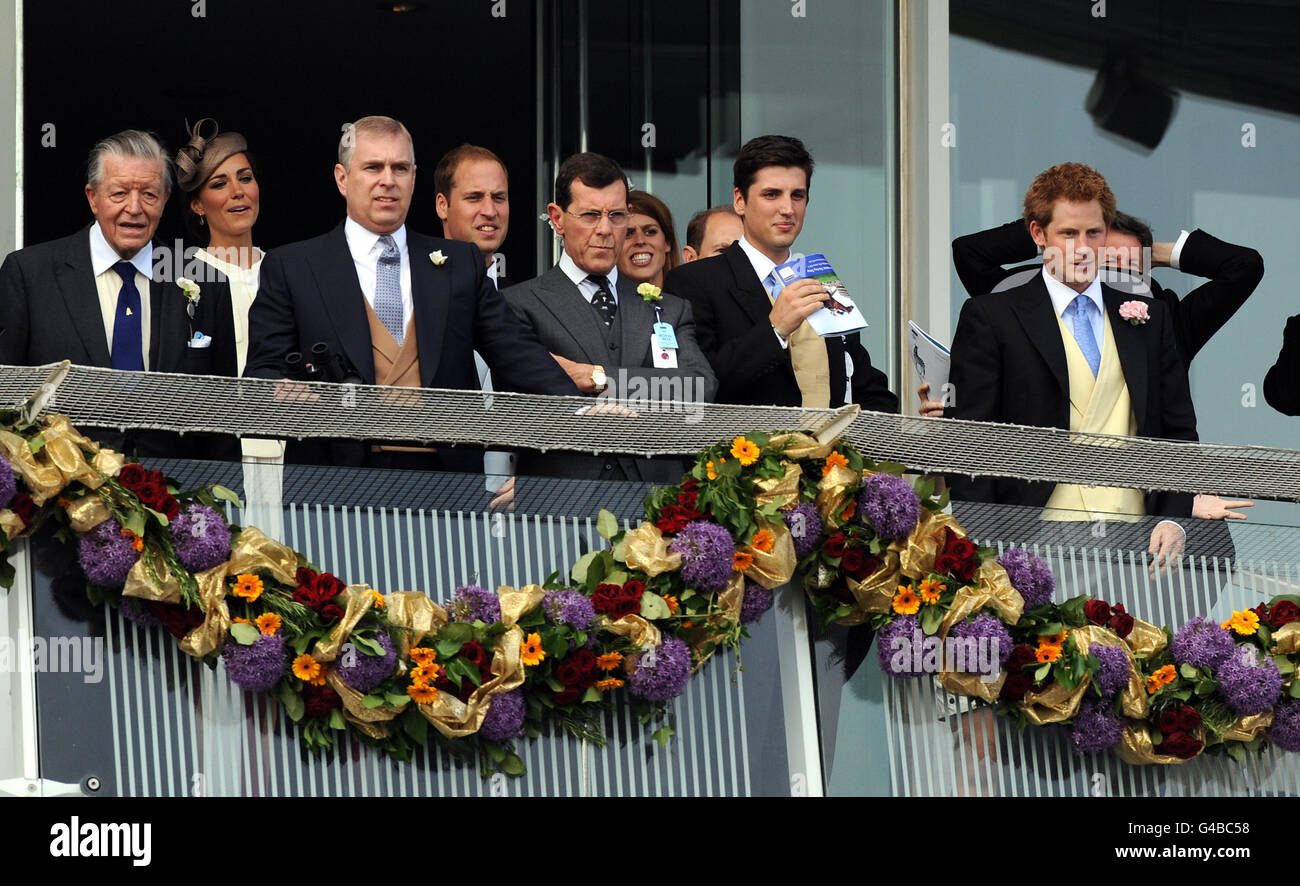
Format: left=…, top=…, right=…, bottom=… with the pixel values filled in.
left=119, top=526, right=145, bottom=552
left=407, top=683, right=439, bottom=704
left=706, top=458, right=726, bottom=480
left=596, top=652, right=624, bottom=671
left=733, top=551, right=754, bottom=572
left=823, top=451, right=850, bottom=476
left=1152, top=664, right=1176, bottom=686
left=1039, top=627, right=1069, bottom=647
left=752, top=528, right=775, bottom=554
left=1035, top=644, right=1062, bottom=663
left=520, top=632, right=545, bottom=666
left=918, top=578, right=945, bottom=605
left=682, top=619, right=694, bottom=629
left=254, top=613, right=282, bottom=635
left=730, top=436, right=760, bottom=467
left=232, top=573, right=264, bottom=602
left=1146, top=675, right=1164, bottom=695
left=368, top=590, right=386, bottom=609
left=232, top=617, right=252, bottom=626
left=1222, top=609, right=1260, bottom=636
left=409, top=665, right=442, bottom=685
left=292, top=653, right=322, bottom=684
left=663, top=595, right=679, bottom=614
left=595, top=678, right=625, bottom=691
left=841, top=500, right=857, bottom=521
left=409, top=646, right=436, bottom=666
left=892, top=586, right=921, bottom=615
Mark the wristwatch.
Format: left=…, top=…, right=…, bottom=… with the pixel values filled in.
left=591, top=365, right=608, bottom=393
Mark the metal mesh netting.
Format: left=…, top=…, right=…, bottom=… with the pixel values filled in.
left=3, top=362, right=1298, bottom=502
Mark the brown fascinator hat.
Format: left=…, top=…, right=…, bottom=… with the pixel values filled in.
left=175, top=118, right=248, bottom=193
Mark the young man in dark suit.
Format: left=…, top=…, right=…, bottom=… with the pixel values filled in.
left=663, top=134, right=897, bottom=414
left=502, top=152, right=716, bottom=483
left=244, top=116, right=577, bottom=472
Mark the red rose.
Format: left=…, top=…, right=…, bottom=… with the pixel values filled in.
left=1109, top=611, right=1135, bottom=638
left=933, top=553, right=957, bottom=576
left=937, top=528, right=979, bottom=581
left=12, top=492, right=36, bottom=528
left=949, top=537, right=977, bottom=560
left=296, top=567, right=318, bottom=587
left=556, top=648, right=598, bottom=688
left=655, top=505, right=700, bottom=535
left=1269, top=600, right=1300, bottom=628
left=458, top=641, right=486, bottom=667
left=1007, top=644, right=1037, bottom=670
left=146, top=602, right=206, bottom=639
left=136, top=479, right=165, bottom=507
left=147, top=469, right=167, bottom=486
left=622, top=580, right=646, bottom=599
left=311, top=573, right=346, bottom=604
left=118, top=464, right=146, bottom=489
left=829, top=582, right=853, bottom=604
left=1157, top=709, right=1181, bottom=734
left=1084, top=599, right=1112, bottom=625
left=1177, top=706, right=1202, bottom=732
left=823, top=534, right=847, bottom=558
left=552, top=687, right=582, bottom=706
left=841, top=548, right=865, bottom=573
left=319, top=603, right=345, bottom=622
left=1001, top=672, right=1033, bottom=701
left=292, top=588, right=315, bottom=608
left=1160, top=731, right=1203, bottom=760
left=1251, top=603, right=1270, bottom=623
left=302, top=684, right=342, bottom=719
left=157, top=495, right=181, bottom=520
left=850, top=554, right=883, bottom=581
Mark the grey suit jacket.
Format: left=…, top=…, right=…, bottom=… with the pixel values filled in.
left=503, top=265, right=716, bottom=482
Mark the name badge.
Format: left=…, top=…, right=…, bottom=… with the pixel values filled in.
left=653, top=321, right=679, bottom=350
left=651, top=334, right=678, bottom=368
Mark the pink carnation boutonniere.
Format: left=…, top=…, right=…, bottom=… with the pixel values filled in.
left=1118, top=300, right=1150, bottom=326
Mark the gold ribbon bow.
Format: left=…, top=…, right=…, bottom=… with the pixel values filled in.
left=623, top=522, right=683, bottom=578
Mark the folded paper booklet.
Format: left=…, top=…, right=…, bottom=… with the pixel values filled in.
left=772, top=253, right=868, bottom=337
left=907, top=320, right=951, bottom=391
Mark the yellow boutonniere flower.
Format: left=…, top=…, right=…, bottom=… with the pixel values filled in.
left=637, top=282, right=663, bottom=302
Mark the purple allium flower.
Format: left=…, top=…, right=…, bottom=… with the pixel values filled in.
left=118, top=596, right=158, bottom=628
left=168, top=504, right=231, bottom=573
left=1069, top=698, right=1125, bottom=755
left=0, top=463, right=15, bottom=509
left=1268, top=699, right=1300, bottom=752
left=543, top=589, right=596, bottom=631
left=1216, top=646, right=1282, bottom=715
left=950, top=612, right=1013, bottom=669
left=449, top=584, right=501, bottom=625
left=997, top=548, right=1055, bottom=609
left=222, top=632, right=287, bottom=693
left=858, top=473, right=921, bottom=542
left=628, top=635, right=692, bottom=702
left=480, top=690, right=527, bottom=741
left=1171, top=616, right=1236, bottom=670
left=1091, top=643, right=1131, bottom=698
left=669, top=520, right=735, bottom=592
left=78, top=517, right=139, bottom=588
left=338, top=631, right=396, bottom=693
left=876, top=614, right=925, bottom=679
left=739, top=583, right=773, bottom=626
left=784, top=503, right=823, bottom=558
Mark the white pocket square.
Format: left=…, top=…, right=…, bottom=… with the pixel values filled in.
left=187, top=332, right=213, bottom=349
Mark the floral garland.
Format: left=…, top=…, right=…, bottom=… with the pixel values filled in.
left=1, top=410, right=1298, bottom=779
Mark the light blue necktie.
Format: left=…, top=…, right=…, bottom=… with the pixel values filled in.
left=1070, top=294, right=1100, bottom=377
left=375, top=235, right=404, bottom=345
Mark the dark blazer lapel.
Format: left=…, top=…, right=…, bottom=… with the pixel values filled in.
left=409, top=233, right=451, bottom=388
left=316, top=224, right=375, bottom=383
left=148, top=275, right=172, bottom=370
left=1010, top=276, right=1069, bottom=396
left=55, top=228, right=111, bottom=366
left=723, top=243, right=775, bottom=327
left=537, top=266, right=608, bottom=363
left=1104, top=286, right=1149, bottom=423
left=616, top=276, right=653, bottom=363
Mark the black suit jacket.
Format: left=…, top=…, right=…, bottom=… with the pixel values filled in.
left=663, top=242, right=898, bottom=413
left=0, top=226, right=230, bottom=458
left=944, top=274, right=1198, bottom=517
left=502, top=266, right=715, bottom=482
left=1264, top=314, right=1300, bottom=416
left=952, top=220, right=1264, bottom=366
left=244, top=223, right=578, bottom=468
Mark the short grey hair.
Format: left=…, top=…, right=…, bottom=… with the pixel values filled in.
left=338, top=116, right=415, bottom=168
left=86, top=130, right=173, bottom=193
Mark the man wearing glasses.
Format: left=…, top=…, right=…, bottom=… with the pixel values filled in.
left=503, top=152, right=715, bottom=481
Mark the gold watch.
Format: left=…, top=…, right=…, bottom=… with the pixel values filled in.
left=591, top=365, right=608, bottom=393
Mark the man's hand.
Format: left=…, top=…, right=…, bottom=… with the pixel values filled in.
left=1148, top=521, right=1185, bottom=575
left=917, top=382, right=945, bottom=417
left=273, top=378, right=320, bottom=402
left=1192, top=493, right=1253, bottom=521
left=489, top=476, right=516, bottom=513
left=769, top=277, right=830, bottom=338
left=551, top=353, right=598, bottom=393
left=1149, top=241, right=1175, bottom=268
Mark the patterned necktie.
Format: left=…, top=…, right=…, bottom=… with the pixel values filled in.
left=1070, top=294, right=1101, bottom=377
left=375, top=235, right=405, bottom=345
left=588, top=275, right=617, bottom=326
left=111, top=261, right=145, bottom=371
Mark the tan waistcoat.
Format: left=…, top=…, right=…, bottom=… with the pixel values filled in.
left=365, top=303, right=432, bottom=454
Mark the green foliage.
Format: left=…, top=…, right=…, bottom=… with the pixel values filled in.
left=229, top=622, right=260, bottom=645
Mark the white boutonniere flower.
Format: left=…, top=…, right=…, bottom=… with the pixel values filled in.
left=430, top=250, right=447, bottom=266
left=637, top=282, right=663, bottom=302
left=177, top=277, right=201, bottom=304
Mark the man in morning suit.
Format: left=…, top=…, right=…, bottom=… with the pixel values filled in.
left=944, top=162, right=1198, bottom=563
left=0, top=130, right=228, bottom=457
left=244, top=116, right=577, bottom=472
left=502, top=152, right=716, bottom=483
left=662, top=135, right=897, bottom=413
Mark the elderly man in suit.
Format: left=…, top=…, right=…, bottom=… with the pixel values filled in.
left=663, top=134, right=897, bottom=413
left=945, top=162, right=1198, bottom=564
left=245, top=116, right=577, bottom=472
left=503, top=152, right=715, bottom=483
left=0, top=130, right=227, bottom=456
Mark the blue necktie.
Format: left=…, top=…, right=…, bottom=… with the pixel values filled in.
left=375, top=235, right=405, bottom=345
left=111, top=261, right=144, bottom=371
left=588, top=275, right=616, bottom=326
left=1070, top=294, right=1101, bottom=377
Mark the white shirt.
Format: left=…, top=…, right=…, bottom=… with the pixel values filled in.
left=737, top=234, right=791, bottom=350
left=195, top=247, right=263, bottom=375
left=89, top=224, right=152, bottom=368
left=344, top=217, right=413, bottom=331
left=558, top=250, right=619, bottom=303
